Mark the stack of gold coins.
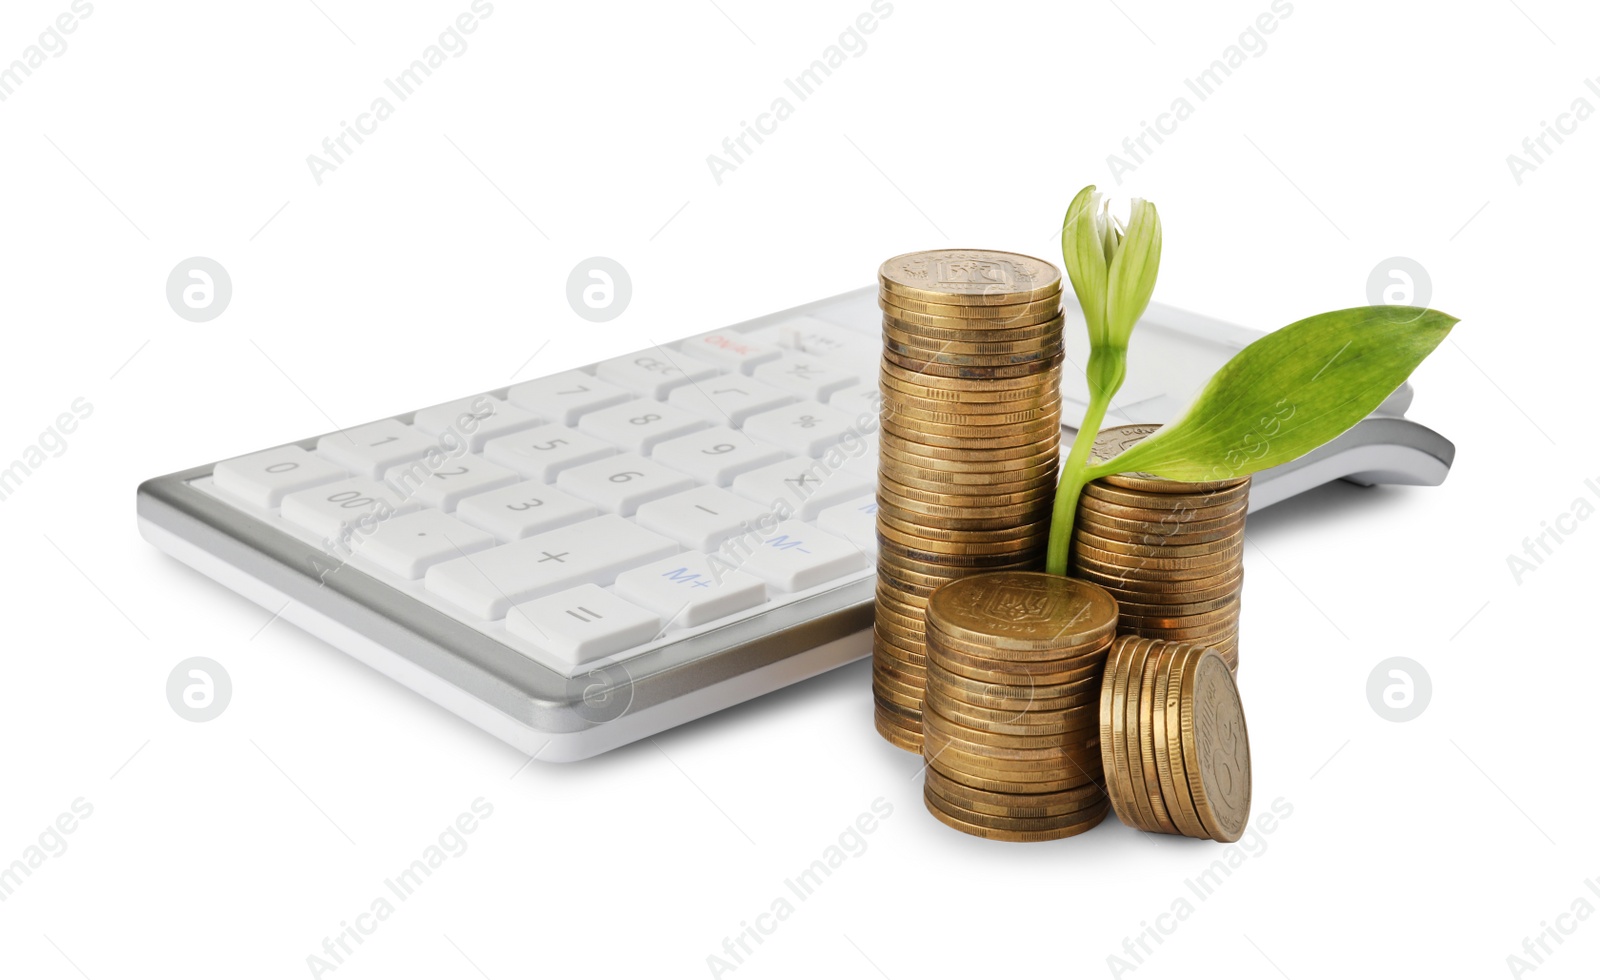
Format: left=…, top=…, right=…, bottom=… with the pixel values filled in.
left=1067, top=424, right=1249, bottom=671
left=1099, top=636, right=1251, bottom=842
left=919, top=572, right=1117, bottom=841
left=871, top=250, right=1065, bottom=752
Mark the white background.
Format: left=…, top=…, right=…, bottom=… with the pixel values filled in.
left=2, top=0, right=1596, bottom=977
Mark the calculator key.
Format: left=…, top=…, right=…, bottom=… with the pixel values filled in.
left=316, top=420, right=439, bottom=480
left=667, top=376, right=796, bottom=427
left=770, top=316, right=877, bottom=362
left=818, top=496, right=880, bottom=551
left=384, top=456, right=519, bottom=511
left=650, top=427, right=786, bottom=485
left=615, top=552, right=767, bottom=629
left=412, top=396, right=542, bottom=451
left=455, top=481, right=599, bottom=540
left=731, top=458, right=872, bottom=520
left=825, top=384, right=882, bottom=426
left=595, top=350, right=719, bottom=399
left=635, top=486, right=773, bottom=551
left=507, top=370, right=632, bottom=424
left=425, top=516, right=678, bottom=620
left=732, top=521, right=866, bottom=592
left=556, top=454, right=696, bottom=516
left=751, top=354, right=858, bottom=402
left=578, top=399, right=709, bottom=453
left=677, top=331, right=783, bottom=372
left=484, top=424, right=615, bottom=481
left=281, top=478, right=419, bottom=542
left=352, top=510, right=495, bottom=579
left=213, top=445, right=344, bottom=508
left=742, top=401, right=862, bottom=457
left=505, top=584, right=661, bottom=667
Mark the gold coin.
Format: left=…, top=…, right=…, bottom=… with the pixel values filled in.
left=924, top=735, right=1101, bottom=777
left=1072, top=527, right=1244, bottom=559
left=1117, top=603, right=1240, bottom=630
left=924, top=765, right=1104, bottom=811
left=877, top=525, right=1047, bottom=558
left=878, top=471, right=1056, bottom=507
left=1179, top=649, right=1251, bottom=842
left=924, top=778, right=1106, bottom=824
left=874, top=705, right=923, bottom=752
left=1072, top=539, right=1243, bottom=572
left=879, top=365, right=1063, bottom=402
left=1089, top=425, right=1251, bottom=494
left=878, top=509, right=1048, bottom=542
left=879, top=249, right=1062, bottom=305
left=927, top=628, right=1108, bottom=676
left=1076, top=505, right=1245, bottom=536
left=1084, top=481, right=1251, bottom=511
left=873, top=678, right=924, bottom=711
left=1106, top=636, right=1148, bottom=831
left=1075, top=520, right=1247, bottom=548
left=881, top=358, right=1064, bottom=391
left=1136, top=639, right=1178, bottom=834
left=878, top=506, right=1054, bottom=536
left=881, top=444, right=1060, bottom=475
left=879, top=395, right=1062, bottom=428
left=883, top=454, right=1056, bottom=490
left=1070, top=552, right=1243, bottom=584
left=881, top=322, right=1063, bottom=355
left=880, top=419, right=1064, bottom=453
left=926, top=750, right=1100, bottom=795
left=1088, top=574, right=1243, bottom=607
left=925, top=687, right=1099, bottom=734
left=874, top=660, right=926, bottom=693
left=881, top=341, right=1062, bottom=373
left=922, top=790, right=1108, bottom=841
left=882, top=347, right=1064, bottom=380
left=1151, top=641, right=1208, bottom=839
left=1112, top=592, right=1241, bottom=619
left=925, top=572, right=1118, bottom=652
left=879, top=381, right=1057, bottom=412
left=876, top=291, right=1062, bottom=317
left=927, top=665, right=1100, bottom=712
left=1079, top=494, right=1248, bottom=524
left=878, top=539, right=1045, bottom=570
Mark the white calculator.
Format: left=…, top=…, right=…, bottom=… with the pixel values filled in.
left=136, top=286, right=1455, bottom=761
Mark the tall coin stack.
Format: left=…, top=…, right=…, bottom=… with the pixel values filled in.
left=1068, top=425, right=1249, bottom=671
left=921, top=572, right=1118, bottom=841
left=1099, top=636, right=1252, bottom=842
left=873, top=250, right=1065, bottom=752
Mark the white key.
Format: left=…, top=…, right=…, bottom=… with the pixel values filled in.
left=507, top=370, right=632, bottom=424
left=505, top=584, right=661, bottom=667
left=728, top=521, right=866, bottom=592
left=383, top=456, right=518, bottom=511
left=635, top=486, right=773, bottom=551
left=752, top=353, right=858, bottom=402
left=615, top=552, right=767, bottom=629
left=454, top=481, right=598, bottom=540
left=425, top=516, right=678, bottom=620
left=412, top=396, right=541, bottom=451
left=213, top=446, right=344, bottom=508
left=818, top=496, right=880, bottom=552
left=281, top=478, right=419, bottom=543
left=667, top=375, right=796, bottom=427
left=595, top=350, right=718, bottom=398
left=556, top=454, right=695, bottom=516
left=650, top=427, right=785, bottom=485
left=484, top=424, right=615, bottom=481
left=731, top=457, right=872, bottom=520
left=352, top=510, right=495, bottom=579
left=825, top=384, right=882, bottom=427
left=316, top=420, right=439, bottom=480
left=742, top=401, right=862, bottom=457
left=677, top=330, right=783, bottom=372
left=766, top=315, right=877, bottom=362
left=578, top=399, right=709, bottom=453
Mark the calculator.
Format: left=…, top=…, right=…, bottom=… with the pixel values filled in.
left=136, top=286, right=1455, bottom=761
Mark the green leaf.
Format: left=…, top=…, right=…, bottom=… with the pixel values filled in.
left=1092, top=306, right=1458, bottom=482
left=1062, top=185, right=1108, bottom=346
left=1104, top=198, right=1161, bottom=347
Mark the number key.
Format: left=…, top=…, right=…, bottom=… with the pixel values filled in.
left=454, top=481, right=599, bottom=541
left=650, top=427, right=785, bottom=485
left=578, top=399, right=708, bottom=453
left=484, top=423, right=615, bottom=481
left=555, top=454, right=695, bottom=515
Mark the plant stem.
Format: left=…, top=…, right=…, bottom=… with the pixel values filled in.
left=1045, top=348, right=1126, bottom=576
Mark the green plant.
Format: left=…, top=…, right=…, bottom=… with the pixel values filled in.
left=1043, top=185, right=1459, bottom=576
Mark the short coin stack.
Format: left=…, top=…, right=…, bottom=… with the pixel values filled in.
left=1099, top=636, right=1251, bottom=842
left=920, top=572, right=1118, bottom=841
left=1068, top=424, right=1249, bottom=671
left=873, top=249, right=1065, bottom=752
